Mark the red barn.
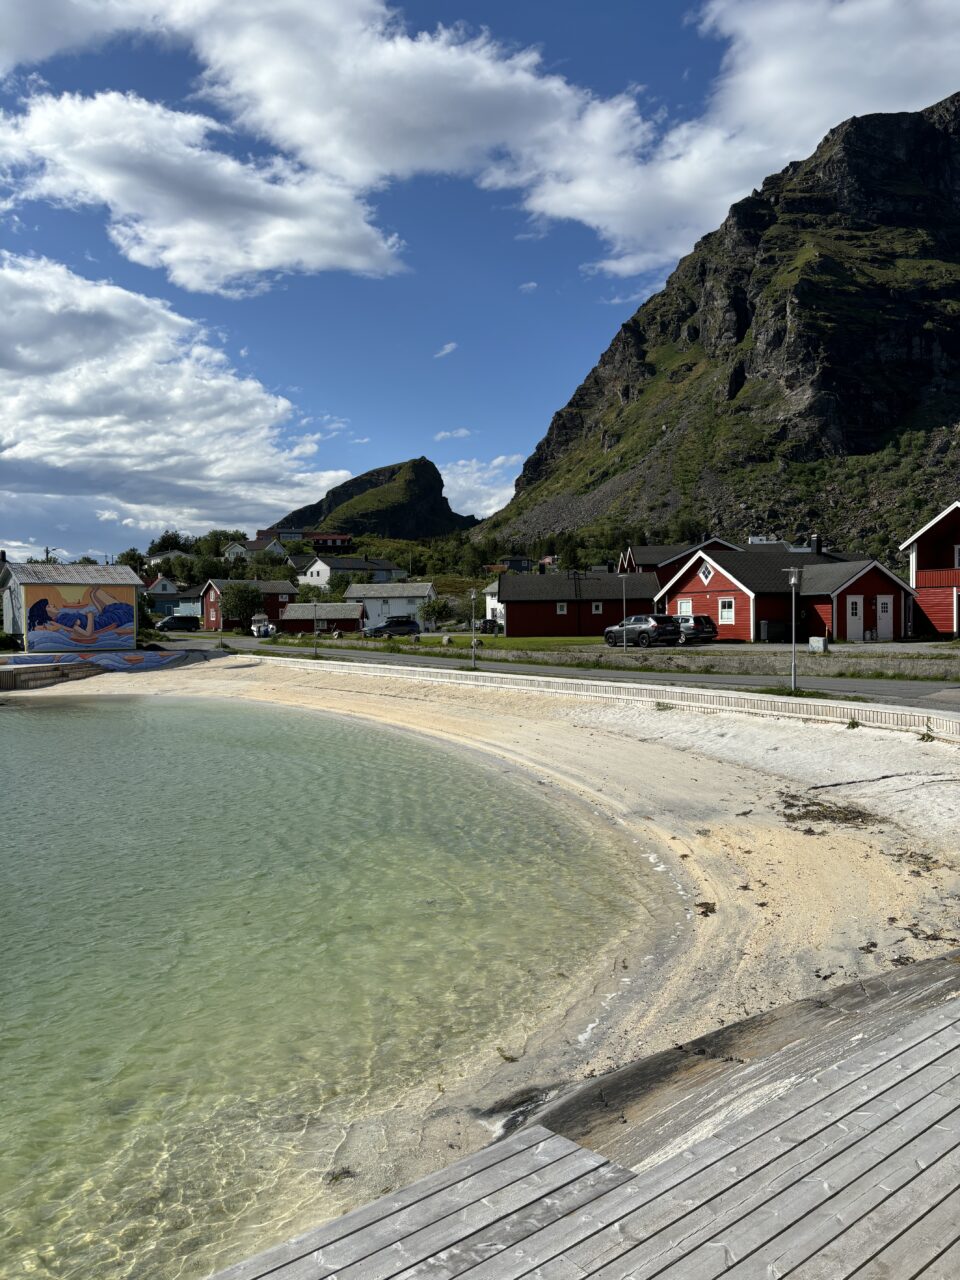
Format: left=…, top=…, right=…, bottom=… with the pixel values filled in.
left=278, top=602, right=365, bottom=633
left=201, top=579, right=295, bottom=631
left=656, top=550, right=911, bottom=642
left=900, top=502, right=960, bottom=635
left=495, top=571, right=659, bottom=638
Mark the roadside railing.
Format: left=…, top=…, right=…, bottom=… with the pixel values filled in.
left=252, top=655, right=960, bottom=742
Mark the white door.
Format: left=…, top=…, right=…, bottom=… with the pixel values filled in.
left=876, top=595, right=893, bottom=640
left=846, top=595, right=864, bottom=642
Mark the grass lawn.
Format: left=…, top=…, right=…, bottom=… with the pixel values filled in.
left=419, top=634, right=605, bottom=650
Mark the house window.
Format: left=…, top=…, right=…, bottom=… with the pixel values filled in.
left=699, top=563, right=714, bottom=584
left=954, top=546, right=960, bottom=569
left=677, top=599, right=693, bottom=616
left=280, top=594, right=289, bottom=602
left=880, top=599, right=890, bottom=615
left=592, top=602, right=603, bottom=615
left=719, top=598, right=735, bottom=624
left=556, top=602, right=568, bottom=615
left=849, top=599, right=859, bottom=617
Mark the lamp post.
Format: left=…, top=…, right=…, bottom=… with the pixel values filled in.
left=621, top=573, right=627, bottom=654
left=470, top=588, right=478, bottom=670
left=313, top=600, right=318, bottom=659
left=785, top=567, right=801, bottom=692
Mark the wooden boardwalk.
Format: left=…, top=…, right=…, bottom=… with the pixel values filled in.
left=212, top=991, right=960, bottom=1280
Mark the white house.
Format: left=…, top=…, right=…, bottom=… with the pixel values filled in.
left=300, top=555, right=407, bottom=587
left=145, top=549, right=196, bottom=568
left=483, top=581, right=503, bottom=628
left=343, top=581, right=436, bottom=629
left=222, top=536, right=286, bottom=562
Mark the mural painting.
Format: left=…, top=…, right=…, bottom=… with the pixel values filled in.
left=23, top=583, right=137, bottom=652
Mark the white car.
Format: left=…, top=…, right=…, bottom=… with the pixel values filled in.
left=251, top=621, right=276, bottom=637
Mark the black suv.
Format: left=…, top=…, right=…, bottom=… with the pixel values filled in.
left=156, top=615, right=200, bottom=632
left=677, top=614, right=718, bottom=645
left=603, top=614, right=681, bottom=648
left=362, top=617, right=421, bottom=638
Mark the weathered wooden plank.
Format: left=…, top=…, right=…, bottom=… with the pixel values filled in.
left=911, top=1236, right=960, bottom=1279
left=389, top=1161, right=636, bottom=1280
left=695, top=1106, right=960, bottom=1278
left=211, top=1126, right=557, bottom=1280
left=567, top=1077, right=960, bottom=1280
left=789, top=1177, right=960, bottom=1278
left=292, top=1149, right=609, bottom=1280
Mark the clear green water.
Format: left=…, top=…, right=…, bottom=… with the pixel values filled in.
left=0, top=697, right=653, bottom=1278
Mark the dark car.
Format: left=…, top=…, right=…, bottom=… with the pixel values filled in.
left=155, top=615, right=200, bottom=632
left=603, top=614, right=682, bottom=648
left=479, top=618, right=502, bottom=634
left=362, top=617, right=421, bottom=638
left=677, top=614, right=718, bottom=645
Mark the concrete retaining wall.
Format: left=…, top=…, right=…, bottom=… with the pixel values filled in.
left=253, top=655, right=960, bottom=742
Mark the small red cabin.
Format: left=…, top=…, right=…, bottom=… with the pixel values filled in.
left=495, top=571, right=658, bottom=638
left=201, top=579, right=295, bottom=630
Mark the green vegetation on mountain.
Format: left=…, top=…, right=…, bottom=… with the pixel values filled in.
left=275, top=457, right=477, bottom=539
left=488, top=92, right=960, bottom=562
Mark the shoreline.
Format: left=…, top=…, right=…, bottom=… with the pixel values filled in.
left=10, top=656, right=960, bottom=1269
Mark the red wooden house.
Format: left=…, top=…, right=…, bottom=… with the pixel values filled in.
left=655, top=549, right=911, bottom=642
left=494, top=571, right=659, bottom=637
left=278, top=602, right=366, bottom=633
left=201, top=579, right=296, bottom=631
left=617, top=539, right=739, bottom=584
left=899, top=502, right=960, bottom=635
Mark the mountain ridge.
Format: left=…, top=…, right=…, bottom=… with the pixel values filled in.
left=486, top=91, right=960, bottom=560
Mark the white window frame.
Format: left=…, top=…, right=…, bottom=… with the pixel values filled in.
left=699, top=563, right=714, bottom=584
left=718, top=597, right=735, bottom=625
left=849, top=598, right=859, bottom=618
left=591, top=601, right=603, bottom=615
left=556, top=601, right=568, bottom=615
left=677, top=598, right=693, bottom=616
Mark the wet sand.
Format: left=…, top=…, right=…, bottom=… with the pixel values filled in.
left=14, top=655, right=960, bottom=1254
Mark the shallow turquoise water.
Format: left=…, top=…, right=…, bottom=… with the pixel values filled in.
left=0, top=696, right=653, bottom=1278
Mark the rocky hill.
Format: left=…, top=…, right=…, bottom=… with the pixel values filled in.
left=488, top=92, right=960, bottom=560
left=274, top=457, right=477, bottom=539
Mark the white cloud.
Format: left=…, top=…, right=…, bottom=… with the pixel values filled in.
left=518, top=281, right=538, bottom=293
left=2, top=2, right=959, bottom=292
left=433, top=341, right=458, bottom=359
left=0, top=253, right=351, bottom=541
left=440, top=454, right=523, bottom=518
left=434, top=427, right=471, bottom=440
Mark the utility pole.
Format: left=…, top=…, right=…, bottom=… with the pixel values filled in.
left=470, top=588, right=478, bottom=670
left=313, top=600, right=318, bottom=659
left=621, top=573, right=627, bottom=654
left=784, top=567, right=800, bottom=691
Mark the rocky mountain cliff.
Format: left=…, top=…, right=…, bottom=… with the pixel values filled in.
left=488, top=92, right=960, bottom=559
left=275, top=457, right=477, bottom=539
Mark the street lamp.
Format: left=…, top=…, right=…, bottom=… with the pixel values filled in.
left=784, top=567, right=801, bottom=692
left=620, top=572, right=627, bottom=654
left=313, top=600, right=318, bottom=659
left=470, top=588, right=478, bottom=670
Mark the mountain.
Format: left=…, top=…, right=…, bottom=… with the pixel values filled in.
left=488, top=92, right=960, bottom=560
left=274, top=457, right=477, bottom=539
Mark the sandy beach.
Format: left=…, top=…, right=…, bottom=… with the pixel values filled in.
left=14, top=654, right=960, bottom=1248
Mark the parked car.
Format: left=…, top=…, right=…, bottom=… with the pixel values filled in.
left=156, top=615, right=200, bottom=632
left=479, top=618, right=502, bottom=634
left=251, top=621, right=276, bottom=637
left=603, top=614, right=681, bottom=648
left=362, top=617, right=421, bottom=638
left=677, top=614, right=718, bottom=645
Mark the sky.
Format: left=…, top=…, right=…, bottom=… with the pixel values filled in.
left=1, top=1, right=959, bottom=561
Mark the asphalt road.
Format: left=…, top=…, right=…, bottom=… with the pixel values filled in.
left=166, top=634, right=960, bottom=714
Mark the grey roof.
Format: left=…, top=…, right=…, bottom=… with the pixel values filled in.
left=344, top=582, right=435, bottom=598
left=658, top=549, right=883, bottom=597
left=497, top=571, right=658, bottom=602
left=286, top=554, right=315, bottom=570
left=281, top=602, right=366, bottom=621
left=204, top=578, right=296, bottom=594
left=798, top=559, right=909, bottom=596
left=178, top=585, right=205, bottom=599
left=625, top=542, right=697, bottom=565
left=0, top=562, right=143, bottom=586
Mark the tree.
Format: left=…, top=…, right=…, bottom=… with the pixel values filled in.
left=117, top=547, right=146, bottom=574
left=327, top=571, right=351, bottom=598
left=297, top=583, right=328, bottom=603
left=421, top=597, right=454, bottom=625
left=194, top=528, right=248, bottom=558
left=75, top=555, right=99, bottom=565
left=147, top=529, right=194, bottom=556
left=220, top=582, right=263, bottom=630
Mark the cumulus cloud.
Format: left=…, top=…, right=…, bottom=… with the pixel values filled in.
left=434, top=427, right=471, bottom=440
left=0, top=253, right=351, bottom=542
left=518, top=281, right=538, bottom=293
left=440, top=454, right=523, bottom=518
left=433, top=341, right=458, bottom=359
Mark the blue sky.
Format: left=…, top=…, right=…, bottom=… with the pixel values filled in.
left=1, top=0, right=958, bottom=560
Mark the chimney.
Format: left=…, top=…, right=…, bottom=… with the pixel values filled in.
left=0, top=549, right=6, bottom=564
left=812, top=532, right=822, bottom=555
left=538, top=562, right=546, bottom=574
left=607, top=560, right=614, bottom=573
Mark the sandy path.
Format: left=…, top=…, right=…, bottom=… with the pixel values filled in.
left=13, top=656, right=960, bottom=1223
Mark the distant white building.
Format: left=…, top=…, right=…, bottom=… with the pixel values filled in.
left=300, top=555, right=407, bottom=587
left=483, top=581, right=503, bottom=628
left=343, top=581, right=437, bottom=629
left=222, top=537, right=286, bottom=562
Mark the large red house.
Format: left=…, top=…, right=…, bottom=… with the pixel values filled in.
left=201, top=579, right=296, bottom=630
left=492, top=571, right=659, bottom=637
left=900, top=502, right=960, bottom=635
left=656, top=549, right=911, bottom=642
